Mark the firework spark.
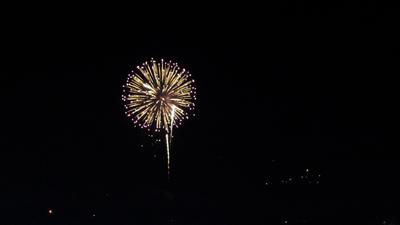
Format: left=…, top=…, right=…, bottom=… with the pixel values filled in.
left=122, top=59, right=196, bottom=178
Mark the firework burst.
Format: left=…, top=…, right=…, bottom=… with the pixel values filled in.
left=122, top=59, right=196, bottom=178
left=122, top=58, right=196, bottom=132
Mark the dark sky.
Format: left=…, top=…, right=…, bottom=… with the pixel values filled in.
left=0, top=3, right=398, bottom=225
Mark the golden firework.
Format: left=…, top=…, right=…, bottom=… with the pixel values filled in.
left=122, top=59, right=196, bottom=179
left=122, top=59, right=196, bottom=133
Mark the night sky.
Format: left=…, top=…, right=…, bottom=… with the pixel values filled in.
left=0, top=3, right=398, bottom=225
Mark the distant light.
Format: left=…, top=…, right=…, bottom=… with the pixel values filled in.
left=48, top=209, right=53, bottom=215
left=306, top=168, right=309, bottom=172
